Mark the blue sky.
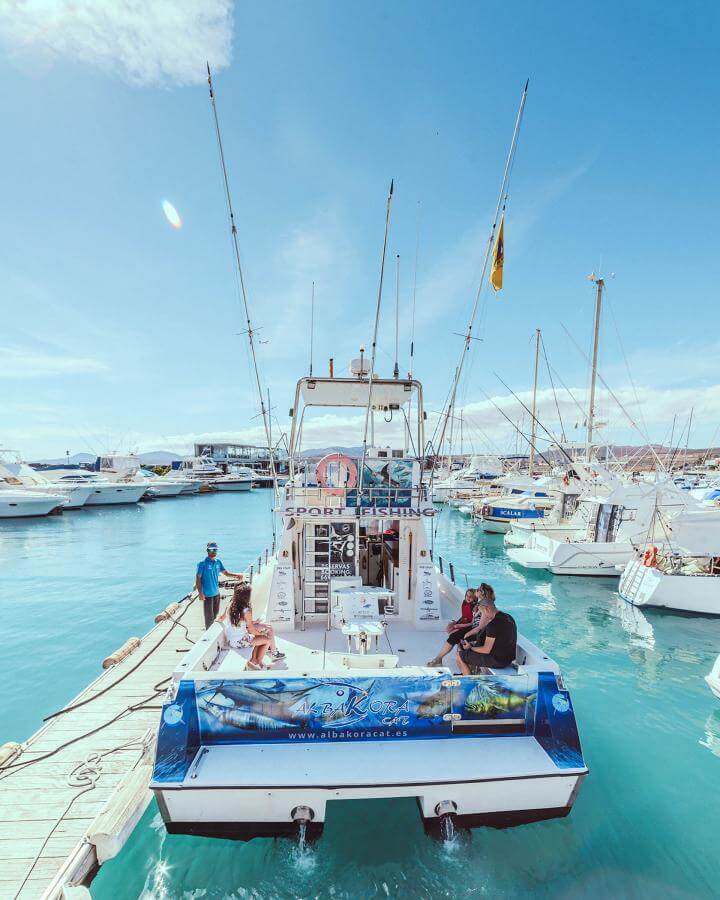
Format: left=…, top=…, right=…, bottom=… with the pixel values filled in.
left=1, top=1, right=719, bottom=459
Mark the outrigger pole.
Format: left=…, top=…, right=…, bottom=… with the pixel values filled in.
left=359, top=179, right=395, bottom=496
left=206, top=64, right=278, bottom=537
left=430, top=80, right=529, bottom=487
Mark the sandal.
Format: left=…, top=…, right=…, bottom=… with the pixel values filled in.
left=246, top=660, right=264, bottom=671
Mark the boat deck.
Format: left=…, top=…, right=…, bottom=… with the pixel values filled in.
left=0, top=586, right=209, bottom=899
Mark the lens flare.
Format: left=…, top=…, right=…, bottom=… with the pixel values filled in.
left=162, top=199, right=182, bottom=229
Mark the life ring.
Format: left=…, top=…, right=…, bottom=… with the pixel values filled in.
left=315, top=453, right=358, bottom=490
left=643, top=546, right=658, bottom=568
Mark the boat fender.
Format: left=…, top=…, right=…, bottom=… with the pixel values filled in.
left=0, top=742, right=21, bottom=768
left=102, top=637, right=141, bottom=669
left=155, top=602, right=180, bottom=623
left=643, top=546, right=658, bottom=568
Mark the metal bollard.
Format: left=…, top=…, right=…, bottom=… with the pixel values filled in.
left=449, top=562, right=455, bottom=583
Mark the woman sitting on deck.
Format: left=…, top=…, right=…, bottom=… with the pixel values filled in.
left=216, top=584, right=285, bottom=669
left=457, top=583, right=517, bottom=675
left=426, top=588, right=478, bottom=667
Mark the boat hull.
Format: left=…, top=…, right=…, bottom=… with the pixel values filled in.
left=619, top=559, right=720, bottom=614
left=155, top=769, right=585, bottom=840
left=213, top=481, right=252, bottom=492
left=0, top=496, right=64, bottom=517
left=84, top=485, right=147, bottom=505
left=507, top=539, right=630, bottom=577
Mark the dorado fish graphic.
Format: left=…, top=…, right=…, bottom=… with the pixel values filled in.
left=464, top=682, right=534, bottom=718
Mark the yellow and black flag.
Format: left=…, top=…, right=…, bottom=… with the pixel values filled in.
left=490, top=214, right=504, bottom=292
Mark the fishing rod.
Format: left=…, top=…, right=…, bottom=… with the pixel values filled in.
left=359, top=179, right=394, bottom=495
left=479, top=389, right=555, bottom=470
left=430, top=80, right=529, bottom=486
left=493, top=373, right=578, bottom=470
left=206, top=64, right=278, bottom=541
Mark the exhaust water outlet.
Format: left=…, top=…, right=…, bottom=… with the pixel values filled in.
left=291, top=805, right=315, bottom=823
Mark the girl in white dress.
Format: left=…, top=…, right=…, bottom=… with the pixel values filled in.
left=216, top=583, right=285, bottom=669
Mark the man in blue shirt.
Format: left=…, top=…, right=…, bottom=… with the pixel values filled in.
left=196, top=541, right=244, bottom=628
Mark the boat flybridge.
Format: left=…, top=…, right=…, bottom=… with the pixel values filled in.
left=152, top=369, right=586, bottom=840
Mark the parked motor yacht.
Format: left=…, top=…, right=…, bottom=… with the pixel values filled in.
left=506, top=476, right=693, bottom=577
left=0, top=453, right=92, bottom=509
left=152, top=371, right=586, bottom=840
left=432, top=455, right=504, bottom=503
left=0, top=470, right=68, bottom=517
left=619, top=508, right=720, bottom=614
left=38, top=468, right=147, bottom=505
left=212, top=470, right=253, bottom=492
left=94, top=455, right=186, bottom=498
left=473, top=474, right=581, bottom=534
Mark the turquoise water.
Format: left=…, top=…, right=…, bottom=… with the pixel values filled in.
left=2, top=494, right=719, bottom=898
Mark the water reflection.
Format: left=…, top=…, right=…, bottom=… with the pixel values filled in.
left=699, top=711, right=720, bottom=758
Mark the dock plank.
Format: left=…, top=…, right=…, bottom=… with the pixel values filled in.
left=0, top=589, right=208, bottom=899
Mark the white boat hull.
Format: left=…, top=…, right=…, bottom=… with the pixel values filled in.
left=507, top=536, right=630, bottom=577
left=619, top=559, right=720, bottom=614
left=706, top=656, right=720, bottom=699
left=480, top=518, right=511, bottom=534
left=214, top=481, right=252, bottom=492
left=154, top=736, right=585, bottom=839
left=84, top=485, right=147, bottom=505
left=0, top=495, right=64, bottom=517
left=145, top=482, right=185, bottom=498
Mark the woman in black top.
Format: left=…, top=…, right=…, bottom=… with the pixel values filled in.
left=457, top=583, right=517, bottom=674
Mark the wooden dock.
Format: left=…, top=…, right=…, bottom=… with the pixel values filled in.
left=0, top=585, right=215, bottom=900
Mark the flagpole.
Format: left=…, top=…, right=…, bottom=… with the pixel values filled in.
left=429, top=79, right=529, bottom=482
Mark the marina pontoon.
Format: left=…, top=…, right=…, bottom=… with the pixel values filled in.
left=152, top=371, right=586, bottom=840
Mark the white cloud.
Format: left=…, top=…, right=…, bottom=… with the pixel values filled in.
left=0, top=0, right=233, bottom=86
left=0, top=345, right=106, bottom=378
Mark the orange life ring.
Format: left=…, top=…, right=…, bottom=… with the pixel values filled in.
left=315, top=453, right=358, bottom=490
left=643, top=546, right=658, bottom=568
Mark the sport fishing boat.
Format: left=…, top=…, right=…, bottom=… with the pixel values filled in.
left=618, top=508, right=720, bottom=614
left=151, top=371, right=587, bottom=840
left=0, top=470, right=68, bottom=517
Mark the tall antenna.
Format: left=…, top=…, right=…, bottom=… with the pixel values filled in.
left=394, top=254, right=400, bottom=379
left=409, top=201, right=420, bottom=378
left=206, top=64, right=277, bottom=528
left=309, top=280, right=315, bottom=377
left=431, top=80, right=529, bottom=480
left=359, top=179, right=394, bottom=494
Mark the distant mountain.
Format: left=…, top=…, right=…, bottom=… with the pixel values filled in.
left=138, top=451, right=183, bottom=464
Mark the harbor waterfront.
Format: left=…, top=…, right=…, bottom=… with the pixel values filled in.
left=2, top=492, right=719, bottom=897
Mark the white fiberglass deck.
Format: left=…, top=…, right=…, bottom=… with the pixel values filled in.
left=188, top=735, right=584, bottom=788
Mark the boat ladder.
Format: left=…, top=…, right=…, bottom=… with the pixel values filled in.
left=624, top=560, right=646, bottom=600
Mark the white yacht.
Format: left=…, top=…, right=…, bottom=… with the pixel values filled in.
left=473, top=475, right=580, bottom=535
left=95, top=455, right=185, bottom=498
left=151, top=372, right=586, bottom=840
left=432, top=455, right=504, bottom=503
left=0, top=472, right=67, bottom=518
left=39, top=467, right=147, bottom=505
left=0, top=454, right=92, bottom=509
left=212, top=468, right=253, bottom=492
left=619, top=508, right=720, bottom=614
left=172, top=456, right=223, bottom=490
left=506, top=476, right=693, bottom=577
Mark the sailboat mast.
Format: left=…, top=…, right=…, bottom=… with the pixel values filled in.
left=586, top=275, right=605, bottom=453
left=529, top=328, right=540, bottom=475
